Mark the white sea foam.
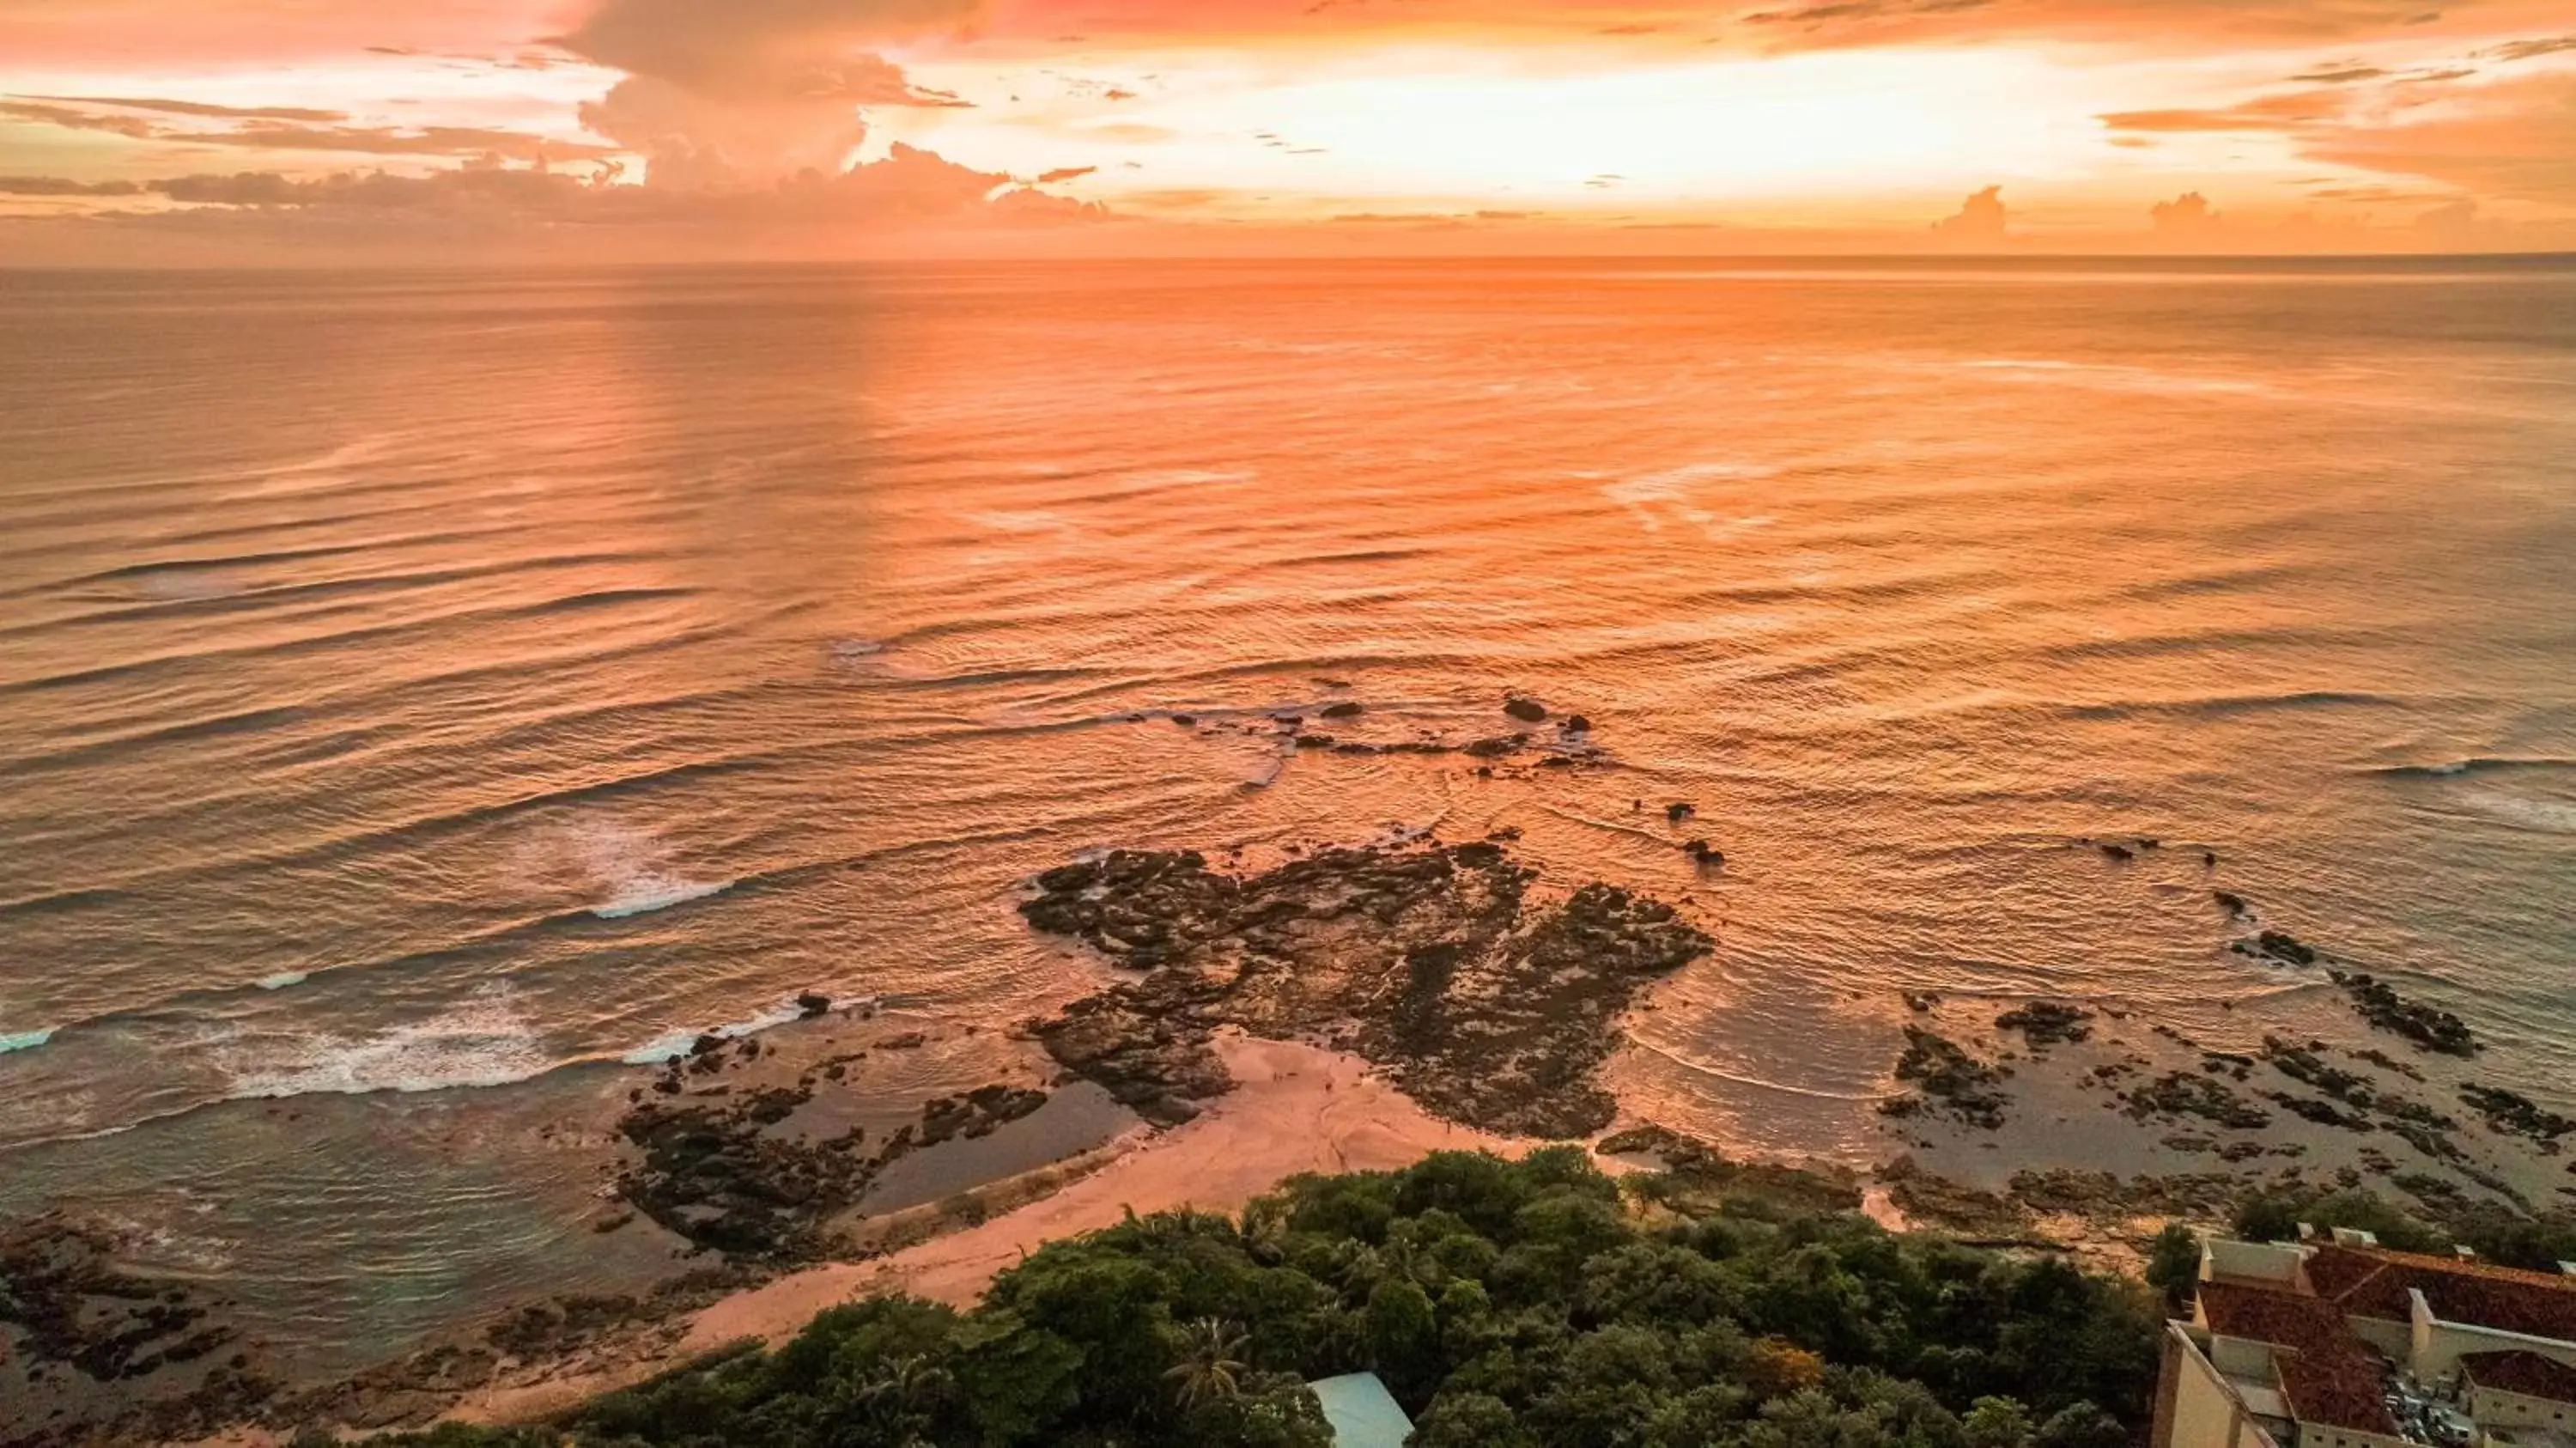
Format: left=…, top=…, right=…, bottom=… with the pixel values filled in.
left=0, top=1026, right=55, bottom=1054
left=619, top=998, right=811, bottom=1065
left=549, top=818, right=736, bottom=919
left=223, top=987, right=551, bottom=1098
left=1599, top=463, right=1781, bottom=540
left=592, top=873, right=732, bottom=919
left=2458, top=790, right=2576, bottom=834
left=255, top=970, right=309, bottom=990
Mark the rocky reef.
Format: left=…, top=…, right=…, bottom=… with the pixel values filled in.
left=1022, top=840, right=1712, bottom=1137
left=614, top=1032, right=1052, bottom=1259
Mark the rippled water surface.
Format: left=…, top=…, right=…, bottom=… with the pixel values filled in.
left=3, top=258, right=2572, bottom=1361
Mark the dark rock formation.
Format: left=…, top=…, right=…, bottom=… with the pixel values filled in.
left=2331, top=970, right=2477, bottom=1056
left=1995, top=1001, right=2093, bottom=1047
left=2123, top=1071, right=2271, bottom=1130
left=2233, top=931, right=2318, bottom=966
left=613, top=1064, right=1048, bottom=1258
left=1881, top=1028, right=2010, bottom=1129
left=1019, top=841, right=1711, bottom=1138
left=2461, top=1084, right=2574, bottom=1146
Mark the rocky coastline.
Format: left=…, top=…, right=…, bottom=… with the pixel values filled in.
left=8, top=704, right=2573, bottom=1445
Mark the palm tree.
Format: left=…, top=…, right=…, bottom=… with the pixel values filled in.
left=1163, top=1317, right=1251, bottom=1408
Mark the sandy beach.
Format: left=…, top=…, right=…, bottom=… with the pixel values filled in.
left=445, top=1032, right=1536, bottom=1427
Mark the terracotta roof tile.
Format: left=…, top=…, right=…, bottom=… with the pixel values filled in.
left=2462, top=1350, right=2576, bottom=1405
left=2201, top=1280, right=2348, bottom=1350
left=2199, top=1278, right=2399, bottom=1437
left=2307, top=1244, right=2576, bottom=1339
left=2277, top=1351, right=2401, bottom=1436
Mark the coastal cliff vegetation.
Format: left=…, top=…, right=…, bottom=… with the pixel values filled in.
left=380, top=1147, right=2156, bottom=1448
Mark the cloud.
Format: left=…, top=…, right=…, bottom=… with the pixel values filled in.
left=578, top=76, right=874, bottom=186
left=0, top=100, right=161, bottom=138
left=0, top=175, right=147, bottom=196
left=1738, top=0, right=2445, bottom=49
left=2099, top=90, right=2348, bottom=131
left=2305, top=70, right=2576, bottom=204
left=2484, top=35, right=2576, bottom=61
left=15, top=94, right=350, bottom=122
left=550, top=0, right=983, bottom=190
left=1929, top=183, right=2008, bottom=240
left=554, top=0, right=983, bottom=100
left=2149, top=190, right=2222, bottom=235
left=1, top=98, right=609, bottom=163
left=1034, top=165, right=1097, bottom=182
left=0, top=142, right=1103, bottom=234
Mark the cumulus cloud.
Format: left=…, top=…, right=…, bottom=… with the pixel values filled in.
left=551, top=0, right=982, bottom=188
left=555, top=0, right=982, bottom=100
left=2149, top=190, right=2223, bottom=235
left=1930, top=184, right=2009, bottom=240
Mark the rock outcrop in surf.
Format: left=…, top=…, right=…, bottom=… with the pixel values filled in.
left=1020, top=840, right=1711, bottom=1137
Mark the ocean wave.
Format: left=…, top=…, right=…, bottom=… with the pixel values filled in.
left=553, top=818, right=737, bottom=919
left=2372, top=757, right=2576, bottom=779
left=592, top=874, right=733, bottom=918
left=0, top=1026, right=57, bottom=1055
left=220, top=988, right=551, bottom=1098
left=618, top=998, right=815, bottom=1064
left=2064, top=690, right=2402, bottom=721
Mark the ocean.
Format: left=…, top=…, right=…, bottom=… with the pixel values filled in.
left=3, top=256, right=2573, bottom=1370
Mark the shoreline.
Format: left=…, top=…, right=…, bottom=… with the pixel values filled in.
left=439, top=1032, right=1545, bottom=1429
left=100, top=842, right=2576, bottom=1446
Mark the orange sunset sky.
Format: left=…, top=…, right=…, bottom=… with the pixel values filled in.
left=2, top=0, right=2573, bottom=261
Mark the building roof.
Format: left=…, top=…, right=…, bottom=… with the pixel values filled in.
left=2201, top=1280, right=2350, bottom=1351
left=2306, top=1244, right=2576, bottom=1340
left=2275, top=1352, right=2402, bottom=1436
left=2199, top=1280, right=2401, bottom=1437
left=2463, top=1351, right=2576, bottom=1405
left=1309, top=1372, right=1414, bottom=1448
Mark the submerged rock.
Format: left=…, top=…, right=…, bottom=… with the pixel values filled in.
left=1503, top=697, right=1550, bottom=723
left=2331, top=970, right=2477, bottom=1056
left=2233, top=930, right=2318, bottom=967
left=1882, top=1028, right=2010, bottom=1129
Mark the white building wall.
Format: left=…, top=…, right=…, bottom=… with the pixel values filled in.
left=2165, top=1329, right=2286, bottom=1448
left=2210, top=1335, right=2279, bottom=1378
left=2342, top=1316, right=2409, bottom=1361
left=2405, top=1288, right=2576, bottom=1381
left=2291, top=1424, right=2408, bottom=1448
left=2469, top=1384, right=2576, bottom=1431
left=2207, top=1240, right=2306, bottom=1286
